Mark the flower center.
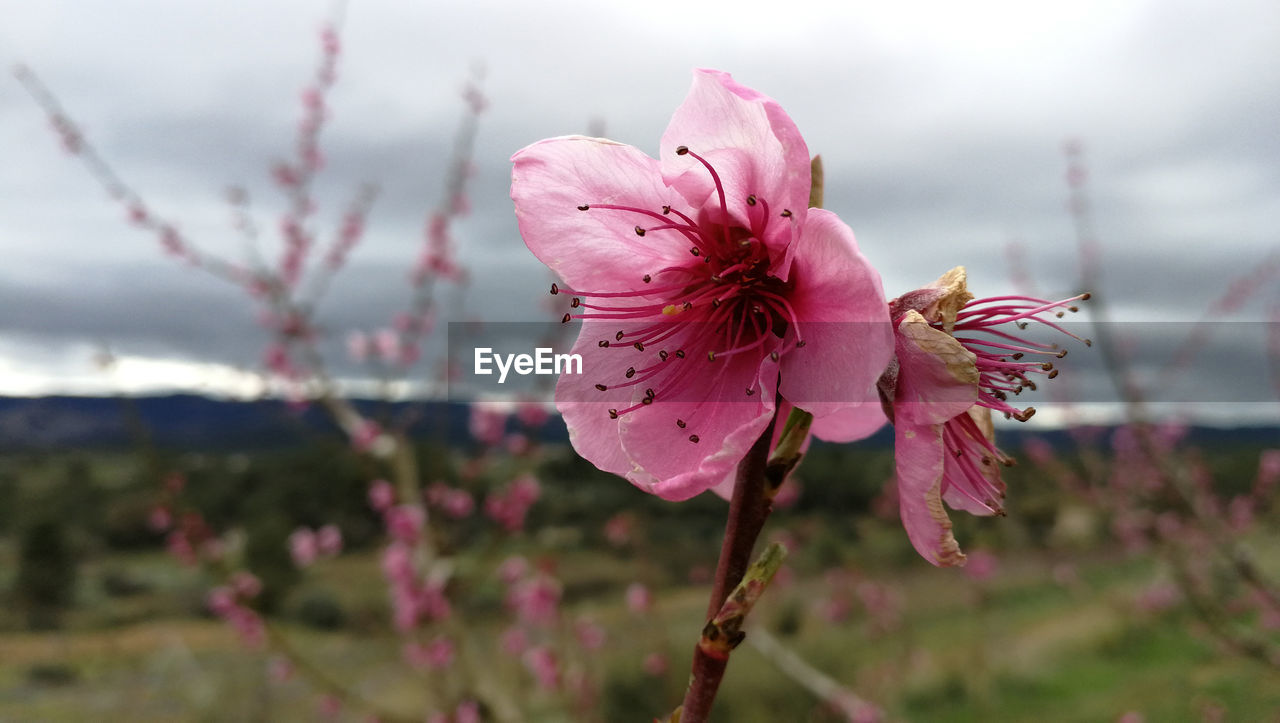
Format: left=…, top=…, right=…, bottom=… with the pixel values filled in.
left=553, top=145, right=803, bottom=441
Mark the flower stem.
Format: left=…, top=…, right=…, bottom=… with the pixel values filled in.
left=678, top=410, right=777, bottom=723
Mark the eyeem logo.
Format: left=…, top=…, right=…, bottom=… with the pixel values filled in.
left=474, top=347, right=583, bottom=384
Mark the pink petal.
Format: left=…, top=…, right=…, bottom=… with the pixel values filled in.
left=511, top=136, right=692, bottom=294
left=555, top=323, right=643, bottom=480
left=658, top=70, right=811, bottom=277
left=777, top=209, right=894, bottom=419
left=895, top=420, right=967, bottom=567
left=619, top=337, right=779, bottom=501
left=809, top=402, right=888, bottom=443
left=891, top=310, right=978, bottom=425
left=708, top=400, right=813, bottom=499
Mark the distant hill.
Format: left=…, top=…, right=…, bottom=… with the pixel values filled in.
left=0, top=395, right=1273, bottom=452
left=0, top=394, right=549, bottom=450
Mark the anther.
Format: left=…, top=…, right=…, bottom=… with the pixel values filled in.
left=682, top=302, right=693, bottom=311
left=689, top=434, right=700, bottom=443
left=1048, top=369, right=1059, bottom=379
left=795, top=340, right=806, bottom=348
left=608, top=409, right=619, bottom=419
left=676, top=145, right=689, bottom=155
left=747, top=194, right=757, bottom=206
left=745, top=387, right=755, bottom=396
left=674, top=350, right=686, bottom=358
left=634, top=226, right=646, bottom=237
left=642, top=396, right=653, bottom=405
left=707, top=351, right=717, bottom=361
left=626, top=367, right=636, bottom=378
left=1080, top=292, right=1092, bottom=300
left=780, top=209, right=792, bottom=218
left=711, top=299, right=721, bottom=308
left=643, top=274, right=652, bottom=283
left=616, top=331, right=625, bottom=341
left=561, top=313, right=572, bottom=323
left=659, top=350, right=669, bottom=361
left=550, top=283, right=559, bottom=295
left=1069, top=306, right=1079, bottom=313
left=571, top=297, right=581, bottom=308
left=770, top=351, right=779, bottom=361
left=1041, top=362, right=1053, bottom=371
left=645, top=388, right=655, bottom=399
left=691, top=247, right=701, bottom=256
left=1084, top=338, right=1093, bottom=347
left=634, top=342, right=645, bottom=351
left=661, top=205, right=671, bottom=215
left=1011, top=353, right=1024, bottom=360
left=598, top=340, right=610, bottom=348
left=595, top=384, right=608, bottom=391
left=676, top=419, right=687, bottom=428
left=577, top=204, right=590, bottom=211
left=1057, top=349, right=1068, bottom=358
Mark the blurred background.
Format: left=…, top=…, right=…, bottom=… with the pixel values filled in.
left=0, top=0, right=1277, bottom=720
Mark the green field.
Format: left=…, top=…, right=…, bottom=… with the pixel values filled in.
left=1, top=445, right=1277, bottom=721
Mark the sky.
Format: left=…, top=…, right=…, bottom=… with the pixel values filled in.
left=1, top=0, right=1277, bottom=424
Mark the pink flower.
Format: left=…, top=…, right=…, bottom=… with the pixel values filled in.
left=507, top=574, right=562, bottom=627
left=643, top=652, right=668, bottom=677
left=230, top=571, right=263, bottom=599
left=405, top=636, right=455, bottom=669
left=511, top=69, right=892, bottom=500
left=347, top=330, right=370, bottom=362
left=315, top=524, right=343, bottom=557
left=497, top=555, right=530, bottom=585
left=880, top=267, right=1088, bottom=566
left=469, top=402, right=509, bottom=446
left=523, top=646, right=561, bottom=691
left=574, top=617, right=607, bottom=651
left=625, top=582, right=653, bottom=615
left=384, top=505, right=425, bottom=544
left=289, top=528, right=319, bottom=568
left=368, top=479, right=395, bottom=512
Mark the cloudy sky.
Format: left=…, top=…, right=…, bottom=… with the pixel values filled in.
left=1, top=0, right=1276, bottom=423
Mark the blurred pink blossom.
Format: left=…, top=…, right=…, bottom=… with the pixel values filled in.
left=289, top=527, right=319, bottom=568
left=385, top=505, right=425, bottom=544
left=523, top=646, right=560, bottom=691
left=368, top=479, right=395, bottom=512
left=643, top=652, right=668, bottom=677
left=625, top=582, right=652, bottom=615
left=575, top=618, right=607, bottom=651
left=316, top=524, right=343, bottom=556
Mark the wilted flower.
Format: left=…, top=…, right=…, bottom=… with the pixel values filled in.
left=511, top=69, right=892, bottom=500
left=880, top=267, right=1088, bottom=566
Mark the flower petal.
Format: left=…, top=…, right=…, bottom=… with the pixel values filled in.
left=892, top=310, right=978, bottom=425
left=555, top=323, right=644, bottom=480
left=896, top=420, right=967, bottom=567
left=777, top=209, right=894, bottom=419
left=511, top=136, right=692, bottom=294
left=708, top=400, right=813, bottom=499
left=809, top=402, right=888, bottom=443
left=659, top=70, right=811, bottom=275
left=618, top=334, right=780, bottom=501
